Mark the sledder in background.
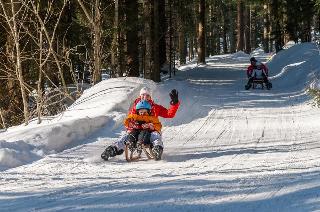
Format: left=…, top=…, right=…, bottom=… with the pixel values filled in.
left=101, top=87, right=180, bottom=161
left=245, top=57, right=272, bottom=90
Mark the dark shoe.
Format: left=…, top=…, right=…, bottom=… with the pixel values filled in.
left=152, top=145, right=163, bottom=161
left=266, top=82, right=272, bottom=90
left=245, top=84, right=251, bottom=90
left=101, top=146, right=118, bottom=161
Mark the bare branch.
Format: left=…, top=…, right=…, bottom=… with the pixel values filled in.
left=77, top=0, right=94, bottom=24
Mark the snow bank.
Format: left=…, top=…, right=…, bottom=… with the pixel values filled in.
left=267, top=43, right=320, bottom=90
left=232, top=51, right=249, bottom=58
left=0, top=140, right=41, bottom=170
left=0, top=77, right=156, bottom=170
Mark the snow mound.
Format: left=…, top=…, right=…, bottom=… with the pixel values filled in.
left=268, top=43, right=319, bottom=74
left=250, top=47, right=266, bottom=56
left=267, top=43, right=320, bottom=90
left=0, top=140, right=41, bottom=170
left=0, top=77, right=156, bottom=170
left=231, top=51, right=249, bottom=59
left=283, top=40, right=297, bottom=49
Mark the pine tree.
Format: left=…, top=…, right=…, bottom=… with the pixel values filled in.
left=197, top=0, right=206, bottom=64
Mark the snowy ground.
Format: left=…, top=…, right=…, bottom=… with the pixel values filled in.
left=1, top=43, right=320, bottom=211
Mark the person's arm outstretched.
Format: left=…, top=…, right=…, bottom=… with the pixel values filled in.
left=155, top=89, right=180, bottom=118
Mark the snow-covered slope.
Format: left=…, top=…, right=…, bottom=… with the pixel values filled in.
left=1, top=43, right=320, bottom=211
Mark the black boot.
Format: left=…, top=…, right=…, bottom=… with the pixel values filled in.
left=266, top=82, right=272, bottom=90
left=152, top=145, right=163, bottom=161
left=101, top=146, right=118, bottom=161
left=245, top=84, right=251, bottom=90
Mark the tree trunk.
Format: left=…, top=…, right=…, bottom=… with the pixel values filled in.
left=197, top=0, right=206, bottom=64
left=111, top=0, right=119, bottom=77
left=229, top=7, right=237, bottom=53
left=189, top=37, right=194, bottom=61
left=37, top=29, right=44, bottom=124
left=222, top=28, right=228, bottom=53
left=300, top=0, right=313, bottom=42
left=236, top=0, right=244, bottom=52
left=244, top=3, right=251, bottom=53
left=302, top=20, right=312, bottom=42
left=92, top=0, right=102, bottom=83
left=271, top=0, right=283, bottom=52
left=152, top=0, right=160, bottom=82
left=178, top=31, right=186, bottom=65
left=178, top=6, right=186, bottom=65
left=250, top=5, right=257, bottom=50
left=158, top=0, right=166, bottom=68
left=125, top=0, right=139, bottom=77
left=143, top=0, right=152, bottom=79
left=263, top=3, right=270, bottom=53
left=284, top=0, right=297, bottom=43
left=207, top=3, right=213, bottom=56
left=222, top=1, right=229, bottom=54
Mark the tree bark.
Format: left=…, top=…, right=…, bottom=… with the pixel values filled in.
left=222, top=1, right=228, bottom=54
left=284, top=0, right=300, bottom=43
left=189, top=37, right=194, bottom=61
left=125, top=0, right=139, bottom=77
left=236, top=0, right=244, bottom=52
left=93, top=0, right=102, bottom=83
left=250, top=5, right=257, bottom=50
left=37, top=27, right=44, bottom=124
left=229, top=2, right=236, bottom=53
left=197, top=0, right=206, bottom=64
left=111, top=0, right=119, bottom=77
left=271, top=0, right=283, bottom=52
left=143, top=0, right=152, bottom=79
left=244, top=3, right=251, bottom=53
left=158, top=0, right=166, bottom=68
left=152, top=0, right=160, bottom=82
left=178, top=4, right=186, bottom=65
left=207, top=2, right=213, bottom=56
left=263, top=3, right=270, bottom=53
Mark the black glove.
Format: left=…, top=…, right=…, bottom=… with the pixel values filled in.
left=169, top=89, right=179, bottom=105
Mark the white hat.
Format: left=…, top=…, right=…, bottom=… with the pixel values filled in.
left=140, top=87, right=151, bottom=96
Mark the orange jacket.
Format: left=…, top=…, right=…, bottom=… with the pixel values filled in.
left=124, top=114, right=162, bottom=132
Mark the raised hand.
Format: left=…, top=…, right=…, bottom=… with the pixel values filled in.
left=169, top=89, right=179, bottom=105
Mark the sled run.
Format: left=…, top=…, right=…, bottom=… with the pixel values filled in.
left=0, top=43, right=320, bottom=211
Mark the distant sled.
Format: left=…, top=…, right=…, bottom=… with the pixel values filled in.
left=245, top=79, right=272, bottom=90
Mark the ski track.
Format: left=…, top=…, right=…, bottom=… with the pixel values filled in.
left=1, top=55, right=320, bottom=211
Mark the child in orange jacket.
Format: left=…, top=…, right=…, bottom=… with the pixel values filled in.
left=124, top=100, right=162, bottom=147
